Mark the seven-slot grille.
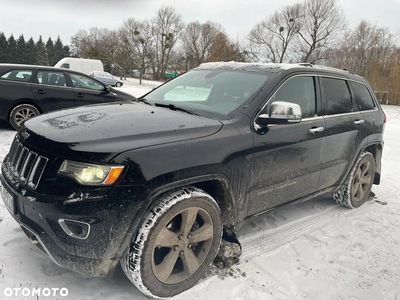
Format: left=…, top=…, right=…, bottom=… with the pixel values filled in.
left=6, top=138, right=48, bottom=190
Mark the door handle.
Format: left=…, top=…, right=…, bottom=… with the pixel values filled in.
left=34, top=89, right=46, bottom=95
left=75, top=93, right=84, bottom=98
left=309, top=127, right=325, bottom=134
left=354, top=120, right=365, bottom=125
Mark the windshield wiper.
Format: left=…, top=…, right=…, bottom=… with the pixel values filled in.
left=134, top=97, right=153, bottom=106
left=154, top=103, right=199, bottom=116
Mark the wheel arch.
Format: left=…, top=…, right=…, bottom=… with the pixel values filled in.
left=364, top=143, right=383, bottom=184
left=146, top=175, right=237, bottom=227
left=339, top=142, right=383, bottom=190
left=114, top=175, right=237, bottom=261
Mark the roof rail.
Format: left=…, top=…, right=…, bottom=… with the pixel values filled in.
left=296, top=63, right=351, bottom=73
left=297, top=63, right=314, bottom=67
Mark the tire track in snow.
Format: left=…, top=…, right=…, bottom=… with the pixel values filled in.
left=239, top=200, right=376, bottom=261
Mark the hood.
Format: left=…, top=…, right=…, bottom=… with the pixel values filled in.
left=22, top=102, right=222, bottom=162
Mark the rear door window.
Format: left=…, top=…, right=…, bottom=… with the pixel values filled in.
left=351, top=81, right=376, bottom=111
left=0, top=70, right=33, bottom=82
left=321, top=77, right=353, bottom=115
left=35, top=71, right=67, bottom=87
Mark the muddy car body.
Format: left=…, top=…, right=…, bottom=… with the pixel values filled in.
left=0, top=62, right=385, bottom=297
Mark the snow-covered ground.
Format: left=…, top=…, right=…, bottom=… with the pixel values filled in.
left=0, top=81, right=399, bottom=299
left=115, top=77, right=161, bottom=98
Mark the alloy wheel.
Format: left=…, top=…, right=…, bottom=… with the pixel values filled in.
left=351, top=160, right=374, bottom=202
left=151, top=207, right=214, bottom=285
left=14, top=108, right=37, bottom=126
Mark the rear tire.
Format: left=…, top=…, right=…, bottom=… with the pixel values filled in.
left=121, top=186, right=222, bottom=298
left=333, top=151, right=375, bottom=208
left=9, top=104, right=40, bottom=130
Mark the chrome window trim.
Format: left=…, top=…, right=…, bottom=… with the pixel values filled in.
left=301, top=116, right=324, bottom=122
left=318, top=74, right=348, bottom=81
left=322, top=111, right=361, bottom=119
left=360, top=108, right=379, bottom=113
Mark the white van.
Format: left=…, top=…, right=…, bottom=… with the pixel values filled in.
left=54, top=58, right=104, bottom=75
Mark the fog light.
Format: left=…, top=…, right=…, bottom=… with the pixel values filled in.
left=58, top=219, right=90, bottom=240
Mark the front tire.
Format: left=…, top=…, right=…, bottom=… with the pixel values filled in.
left=115, top=82, right=122, bottom=87
left=9, top=104, right=40, bottom=130
left=121, top=187, right=222, bottom=298
left=333, top=151, right=376, bottom=208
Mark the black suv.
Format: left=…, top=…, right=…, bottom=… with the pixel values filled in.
left=0, top=64, right=133, bottom=130
left=0, top=63, right=385, bottom=298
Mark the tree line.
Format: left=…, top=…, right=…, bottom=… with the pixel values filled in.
left=70, top=0, right=399, bottom=104
left=70, top=6, right=247, bottom=81
left=0, top=33, right=70, bottom=66
left=249, top=0, right=400, bottom=104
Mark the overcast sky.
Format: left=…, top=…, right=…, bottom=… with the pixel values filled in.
left=1, top=0, right=399, bottom=44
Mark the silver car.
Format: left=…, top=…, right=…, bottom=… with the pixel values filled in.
left=89, top=71, right=123, bottom=87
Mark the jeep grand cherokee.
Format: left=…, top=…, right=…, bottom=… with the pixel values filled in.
left=0, top=62, right=385, bottom=298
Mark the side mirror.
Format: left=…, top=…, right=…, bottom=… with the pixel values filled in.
left=256, top=101, right=302, bottom=126
left=102, top=85, right=111, bottom=94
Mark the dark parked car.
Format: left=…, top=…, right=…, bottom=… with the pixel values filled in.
left=89, top=71, right=123, bottom=87
left=0, top=64, right=134, bottom=129
left=0, top=62, right=385, bottom=298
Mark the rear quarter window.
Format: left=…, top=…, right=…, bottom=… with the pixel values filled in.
left=0, top=70, right=33, bottom=82
left=351, top=81, right=376, bottom=111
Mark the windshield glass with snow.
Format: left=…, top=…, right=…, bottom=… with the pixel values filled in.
left=144, top=69, right=269, bottom=118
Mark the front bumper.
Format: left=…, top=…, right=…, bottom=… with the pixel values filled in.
left=0, top=173, right=145, bottom=277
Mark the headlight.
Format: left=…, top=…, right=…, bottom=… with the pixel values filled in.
left=58, top=160, right=124, bottom=186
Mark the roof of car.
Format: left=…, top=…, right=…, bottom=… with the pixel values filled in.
left=0, top=63, right=85, bottom=74
left=196, top=61, right=365, bottom=81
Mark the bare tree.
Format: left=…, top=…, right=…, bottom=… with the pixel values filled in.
left=208, top=32, right=246, bottom=62
left=71, top=27, right=131, bottom=77
left=122, top=18, right=154, bottom=83
left=181, top=21, right=222, bottom=68
left=389, top=49, right=400, bottom=105
left=249, top=3, right=302, bottom=63
left=70, top=30, right=89, bottom=57
left=329, top=21, right=393, bottom=76
left=328, top=20, right=396, bottom=103
left=149, top=6, right=184, bottom=80
left=349, top=21, right=391, bottom=76
left=297, top=0, right=346, bottom=63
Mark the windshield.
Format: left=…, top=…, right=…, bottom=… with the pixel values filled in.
left=144, top=69, right=270, bottom=118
